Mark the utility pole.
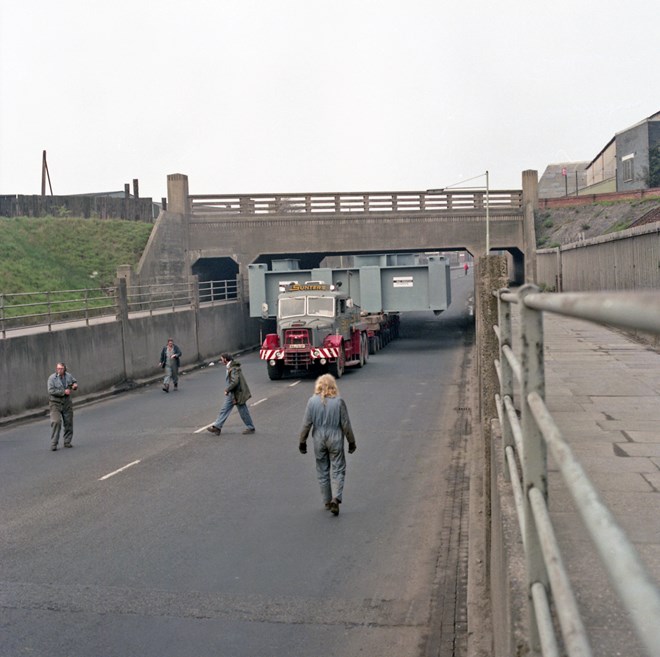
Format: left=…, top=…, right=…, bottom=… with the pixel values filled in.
left=41, top=150, right=53, bottom=196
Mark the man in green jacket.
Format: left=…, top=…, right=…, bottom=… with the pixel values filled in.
left=206, top=353, right=256, bottom=435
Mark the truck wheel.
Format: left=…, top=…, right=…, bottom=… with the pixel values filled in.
left=267, top=362, right=284, bottom=380
left=357, top=334, right=366, bottom=368
left=362, top=334, right=369, bottom=364
left=329, top=346, right=344, bottom=379
left=368, top=336, right=376, bottom=355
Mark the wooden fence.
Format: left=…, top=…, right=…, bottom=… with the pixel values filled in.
left=0, top=194, right=157, bottom=222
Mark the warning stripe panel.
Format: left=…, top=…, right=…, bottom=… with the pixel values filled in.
left=260, top=347, right=338, bottom=360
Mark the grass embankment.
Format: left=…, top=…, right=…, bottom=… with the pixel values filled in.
left=0, top=216, right=153, bottom=324
left=0, top=216, right=153, bottom=293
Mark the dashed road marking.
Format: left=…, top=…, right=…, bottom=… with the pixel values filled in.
left=99, top=460, right=141, bottom=481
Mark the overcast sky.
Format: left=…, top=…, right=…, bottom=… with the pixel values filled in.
left=1, top=0, right=657, bottom=201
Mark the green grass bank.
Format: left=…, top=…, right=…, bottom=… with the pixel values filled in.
left=0, top=216, right=153, bottom=294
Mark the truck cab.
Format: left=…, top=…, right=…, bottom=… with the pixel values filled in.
left=260, top=283, right=366, bottom=379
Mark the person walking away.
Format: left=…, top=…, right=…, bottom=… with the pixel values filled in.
left=159, top=338, right=182, bottom=392
left=47, top=362, right=78, bottom=451
left=206, top=353, right=256, bottom=435
left=463, top=261, right=469, bottom=275
left=299, top=373, right=357, bottom=516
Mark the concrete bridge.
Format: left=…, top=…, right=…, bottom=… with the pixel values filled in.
left=131, top=171, right=539, bottom=292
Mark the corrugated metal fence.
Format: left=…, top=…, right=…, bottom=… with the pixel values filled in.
left=537, top=223, right=660, bottom=292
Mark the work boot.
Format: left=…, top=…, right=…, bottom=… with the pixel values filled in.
left=206, top=425, right=221, bottom=435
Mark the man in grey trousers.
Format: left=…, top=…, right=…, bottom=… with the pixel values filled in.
left=47, top=362, right=78, bottom=451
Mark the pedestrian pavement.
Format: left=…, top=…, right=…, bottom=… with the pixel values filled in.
left=537, top=312, right=660, bottom=657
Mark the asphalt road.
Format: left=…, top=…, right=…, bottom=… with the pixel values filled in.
left=0, top=271, right=475, bottom=657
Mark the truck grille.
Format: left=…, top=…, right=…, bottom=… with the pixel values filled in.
left=283, top=329, right=312, bottom=368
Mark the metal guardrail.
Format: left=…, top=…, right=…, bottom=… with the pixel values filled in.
left=493, top=285, right=660, bottom=657
left=198, top=279, right=239, bottom=303
left=190, top=189, right=523, bottom=216
left=0, top=287, right=118, bottom=335
left=0, top=279, right=239, bottom=337
left=126, top=281, right=195, bottom=314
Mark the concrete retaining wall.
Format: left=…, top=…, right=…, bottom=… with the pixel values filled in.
left=537, top=222, right=660, bottom=292
left=0, top=302, right=261, bottom=419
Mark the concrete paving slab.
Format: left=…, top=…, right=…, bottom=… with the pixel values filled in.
left=565, top=379, right=657, bottom=396
left=597, top=420, right=660, bottom=432
left=544, top=396, right=589, bottom=412
left=615, top=443, right=660, bottom=457
left=624, top=430, right=660, bottom=442
left=590, top=397, right=660, bottom=415
left=644, top=471, right=660, bottom=490
left=547, top=470, right=654, bottom=496
left=550, top=430, right=627, bottom=443
left=563, top=455, right=658, bottom=474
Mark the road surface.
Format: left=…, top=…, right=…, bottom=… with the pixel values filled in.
left=0, top=271, right=475, bottom=657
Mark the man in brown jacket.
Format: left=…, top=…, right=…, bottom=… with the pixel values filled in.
left=207, top=353, right=256, bottom=435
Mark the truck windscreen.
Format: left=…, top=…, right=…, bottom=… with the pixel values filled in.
left=279, top=297, right=305, bottom=318
left=307, top=296, right=335, bottom=317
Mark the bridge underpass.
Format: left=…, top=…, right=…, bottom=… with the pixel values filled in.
left=133, top=171, right=539, bottom=292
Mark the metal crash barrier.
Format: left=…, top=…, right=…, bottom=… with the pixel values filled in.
left=493, top=285, right=660, bottom=657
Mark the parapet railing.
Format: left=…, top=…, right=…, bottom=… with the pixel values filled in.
left=493, top=285, right=660, bottom=657
left=190, top=189, right=523, bottom=216
left=0, top=279, right=239, bottom=337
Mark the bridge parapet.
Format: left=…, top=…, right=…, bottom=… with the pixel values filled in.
left=190, top=189, right=522, bottom=216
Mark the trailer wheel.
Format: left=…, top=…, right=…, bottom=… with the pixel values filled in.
left=329, top=346, right=344, bottom=379
left=267, top=362, right=284, bottom=380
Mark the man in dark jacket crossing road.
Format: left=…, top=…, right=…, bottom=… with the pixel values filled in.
left=207, top=353, right=256, bottom=435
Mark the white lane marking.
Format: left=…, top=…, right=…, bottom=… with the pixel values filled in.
left=99, top=460, right=141, bottom=481
left=194, top=424, right=215, bottom=434
left=251, top=398, right=267, bottom=407
left=289, top=380, right=301, bottom=387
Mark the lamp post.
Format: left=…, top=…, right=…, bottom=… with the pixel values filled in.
left=427, top=170, right=490, bottom=254
left=485, top=170, right=490, bottom=254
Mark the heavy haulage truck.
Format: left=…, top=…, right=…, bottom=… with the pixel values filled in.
left=259, top=282, right=398, bottom=379
left=248, top=254, right=450, bottom=381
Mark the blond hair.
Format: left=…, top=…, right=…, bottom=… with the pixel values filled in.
left=314, top=373, right=339, bottom=398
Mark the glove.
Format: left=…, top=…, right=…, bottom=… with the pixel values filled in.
left=299, top=443, right=307, bottom=454
left=348, top=442, right=357, bottom=454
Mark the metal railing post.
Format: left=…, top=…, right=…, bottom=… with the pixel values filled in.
left=191, top=276, right=199, bottom=311
left=518, top=283, right=548, bottom=653
left=497, top=289, right=514, bottom=480
left=47, top=290, right=52, bottom=332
